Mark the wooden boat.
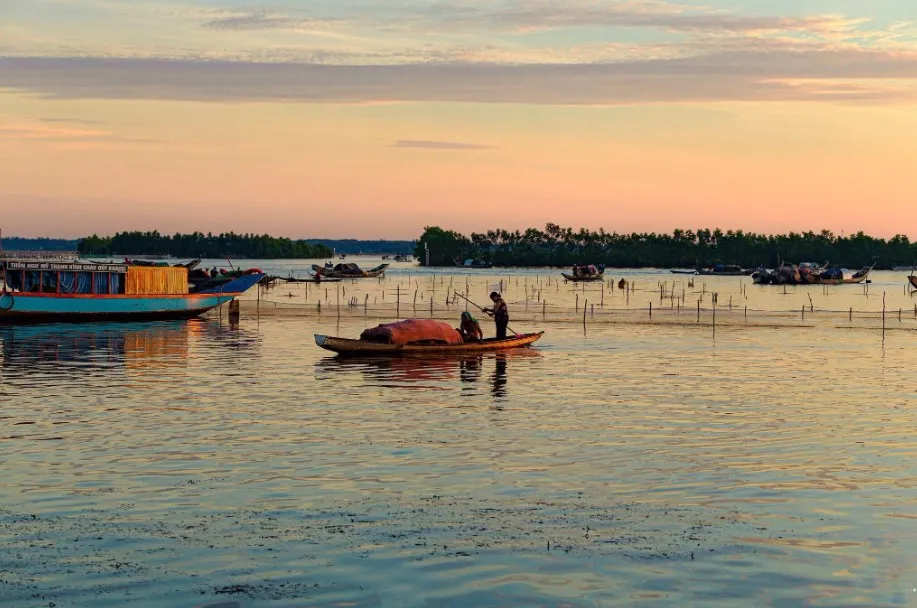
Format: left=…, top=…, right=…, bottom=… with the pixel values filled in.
left=803, top=265, right=873, bottom=285
left=455, top=258, right=493, bottom=269
left=695, top=265, right=752, bottom=276
left=562, top=264, right=606, bottom=282
left=669, top=269, right=698, bottom=275
left=561, top=272, right=605, bottom=282
left=314, top=331, right=544, bottom=355
left=908, top=275, right=917, bottom=290
left=0, top=259, right=263, bottom=323
left=311, top=262, right=388, bottom=278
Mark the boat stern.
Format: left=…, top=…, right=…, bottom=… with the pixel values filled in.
left=197, top=272, right=265, bottom=295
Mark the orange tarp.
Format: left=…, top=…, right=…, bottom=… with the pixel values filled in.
left=125, top=266, right=188, bottom=295
left=360, top=319, right=464, bottom=345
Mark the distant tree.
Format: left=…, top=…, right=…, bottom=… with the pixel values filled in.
left=76, top=232, right=332, bottom=259
left=414, top=226, right=473, bottom=266
left=414, top=223, right=914, bottom=268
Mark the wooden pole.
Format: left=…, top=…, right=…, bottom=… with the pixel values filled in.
left=583, top=299, right=587, bottom=326
left=882, top=292, right=886, bottom=333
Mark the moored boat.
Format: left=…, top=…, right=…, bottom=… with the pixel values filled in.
left=562, top=264, right=606, bottom=282
left=804, top=265, right=872, bottom=285
left=454, top=258, right=493, bottom=269
left=753, top=263, right=871, bottom=286
left=311, top=262, right=388, bottom=278
left=0, top=259, right=263, bottom=323
left=315, top=331, right=544, bottom=355
left=908, top=275, right=917, bottom=290
left=695, top=264, right=752, bottom=276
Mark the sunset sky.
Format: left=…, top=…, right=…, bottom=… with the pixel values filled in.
left=2, top=0, right=917, bottom=239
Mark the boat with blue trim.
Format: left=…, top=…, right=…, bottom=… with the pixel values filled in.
left=0, top=259, right=264, bottom=323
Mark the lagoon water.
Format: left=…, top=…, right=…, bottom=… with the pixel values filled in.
left=2, top=262, right=917, bottom=607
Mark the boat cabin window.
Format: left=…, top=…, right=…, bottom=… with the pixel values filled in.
left=3, top=265, right=126, bottom=294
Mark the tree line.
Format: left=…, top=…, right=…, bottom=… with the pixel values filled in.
left=414, top=224, right=916, bottom=269
left=77, top=231, right=333, bottom=259
left=0, top=237, right=79, bottom=251
left=304, top=239, right=415, bottom=255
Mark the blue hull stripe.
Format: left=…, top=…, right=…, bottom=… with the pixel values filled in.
left=1, top=293, right=235, bottom=315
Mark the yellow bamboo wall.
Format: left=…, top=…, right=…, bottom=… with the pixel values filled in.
left=125, top=266, right=188, bottom=295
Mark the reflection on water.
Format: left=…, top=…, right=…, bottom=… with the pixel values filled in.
left=2, top=315, right=917, bottom=608
left=314, top=349, right=538, bottom=401
left=492, top=354, right=507, bottom=400
left=0, top=319, right=259, bottom=377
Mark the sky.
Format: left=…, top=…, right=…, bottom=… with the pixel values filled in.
left=2, top=0, right=917, bottom=239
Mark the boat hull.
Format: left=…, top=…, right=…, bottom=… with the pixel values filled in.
left=561, top=273, right=604, bottom=282
left=695, top=270, right=752, bottom=276
left=315, top=331, right=544, bottom=355
left=909, top=276, right=917, bottom=290
left=311, top=264, right=388, bottom=278
left=0, top=273, right=264, bottom=324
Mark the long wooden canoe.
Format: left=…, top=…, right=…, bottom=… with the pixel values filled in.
left=314, top=331, right=544, bottom=355
left=909, top=275, right=917, bottom=290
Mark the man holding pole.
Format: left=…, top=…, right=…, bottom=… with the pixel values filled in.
left=483, top=291, right=510, bottom=339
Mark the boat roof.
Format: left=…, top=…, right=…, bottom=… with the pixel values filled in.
left=1, top=259, right=130, bottom=273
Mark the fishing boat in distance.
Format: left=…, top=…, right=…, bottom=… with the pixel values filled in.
left=0, top=259, right=263, bottom=323
left=454, top=258, right=494, bottom=269
left=754, top=263, right=871, bottom=285
left=695, top=264, right=753, bottom=276
left=562, top=264, right=606, bottom=282
left=315, top=332, right=544, bottom=355
left=311, top=262, right=388, bottom=278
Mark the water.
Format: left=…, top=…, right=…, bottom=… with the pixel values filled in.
left=2, top=265, right=917, bottom=607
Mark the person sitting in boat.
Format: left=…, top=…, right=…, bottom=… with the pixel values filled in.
left=457, top=311, right=483, bottom=343
left=482, top=291, right=510, bottom=339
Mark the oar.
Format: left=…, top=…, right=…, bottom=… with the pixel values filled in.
left=454, top=291, right=520, bottom=336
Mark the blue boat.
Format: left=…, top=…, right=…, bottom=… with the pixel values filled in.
left=0, top=259, right=264, bottom=323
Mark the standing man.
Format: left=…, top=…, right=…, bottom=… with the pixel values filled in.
left=483, top=291, right=510, bottom=339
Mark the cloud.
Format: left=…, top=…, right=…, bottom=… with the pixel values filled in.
left=3, top=52, right=917, bottom=106
left=39, top=117, right=103, bottom=125
left=415, top=1, right=869, bottom=37
left=186, top=2, right=873, bottom=39
left=0, top=119, right=161, bottom=144
left=201, top=8, right=346, bottom=32
left=392, top=139, right=495, bottom=150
